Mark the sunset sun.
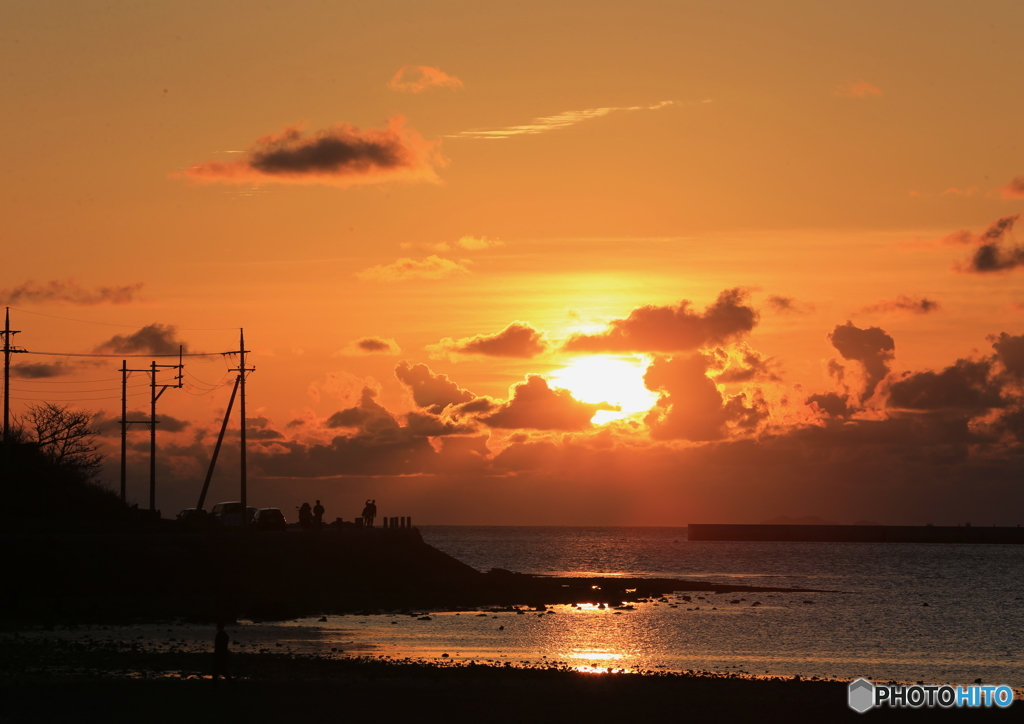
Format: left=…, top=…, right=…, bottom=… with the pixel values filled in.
left=548, top=355, right=660, bottom=424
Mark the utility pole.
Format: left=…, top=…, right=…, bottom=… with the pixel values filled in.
left=228, top=330, right=253, bottom=527
left=2, top=308, right=27, bottom=443
left=116, top=348, right=184, bottom=512
left=195, top=376, right=240, bottom=512
left=119, top=362, right=157, bottom=504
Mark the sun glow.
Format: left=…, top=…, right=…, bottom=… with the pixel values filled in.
left=548, top=355, right=660, bottom=424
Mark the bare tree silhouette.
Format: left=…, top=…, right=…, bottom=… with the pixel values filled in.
left=18, top=403, right=103, bottom=480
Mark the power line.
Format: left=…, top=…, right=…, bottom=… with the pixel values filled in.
left=25, top=350, right=225, bottom=358
left=11, top=382, right=151, bottom=393
left=7, top=307, right=240, bottom=331
left=12, top=391, right=148, bottom=402
left=7, top=376, right=124, bottom=384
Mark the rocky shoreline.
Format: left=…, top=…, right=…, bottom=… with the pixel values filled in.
left=1, top=528, right=832, bottom=624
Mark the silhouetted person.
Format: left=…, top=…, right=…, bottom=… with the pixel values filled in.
left=313, top=500, right=325, bottom=531
left=361, top=499, right=377, bottom=527
left=298, top=502, right=313, bottom=531
left=213, top=621, right=230, bottom=684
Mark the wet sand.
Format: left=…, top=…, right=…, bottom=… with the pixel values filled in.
left=0, top=633, right=1016, bottom=723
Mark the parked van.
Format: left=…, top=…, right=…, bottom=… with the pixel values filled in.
left=210, top=502, right=257, bottom=526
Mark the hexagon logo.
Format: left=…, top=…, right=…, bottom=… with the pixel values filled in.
left=849, top=678, right=875, bottom=713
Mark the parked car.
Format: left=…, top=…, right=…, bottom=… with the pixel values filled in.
left=210, top=501, right=257, bottom=526
left=253, top=508, right=287, bottom=531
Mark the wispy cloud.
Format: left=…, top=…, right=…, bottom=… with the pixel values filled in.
left=336, top=337, right=402, bottom=356
left=401, top=235, right=504, bottom=253
left=175, top=117, right=444, bottom=187
left=449, top=100, right=683, bottom=140
left=833, top=80, right=883, bottom=98
left=861, top=295, right=940, bottom=315
left=0, top=279, right=143, bottom=305
left=356, top=255, right=471, bottom=282
left=388, top=65, right=464, bottom=93
left=1001, top=176, right=1024, bottom=200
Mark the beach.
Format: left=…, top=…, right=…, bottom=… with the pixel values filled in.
left=2, top=633, right=1016, bottom=723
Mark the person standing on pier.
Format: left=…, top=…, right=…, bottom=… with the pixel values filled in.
left=362, top=499, right=376, bottom=527
left=313, top=500, right=325, bottom=531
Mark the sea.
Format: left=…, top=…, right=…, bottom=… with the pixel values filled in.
left=20, top=526, right=1024, bottom=690
left=267, top=526, right=1024, bottom=689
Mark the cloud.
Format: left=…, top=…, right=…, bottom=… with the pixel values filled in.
left=806, top=392, right=852, bottom=419
left=94, top=410, right=190, bottom=437
left=643, top=354, right=768, bottom=441
left=564, top=288, right=758, bottom=353
left=482, top=375, right=614, bottom=431
left=833, top=80, right=883, bottom=98
left=947, top=215, right=1024, bottom=273
left=990, top=332, right=1024, bottom=379
left=1000, top=176, right=1024, bottom=200
left=0, top=279, right=143, bottom=306
left=11, top=361, right=74, bottom=379
left=450, top=100, right=679, bottom=139
left=94, top=323, right=190, bottom=356
left=337, top=337, right=401, bottom=356
left=887, top=359, right=1004, bottom=412
left=428, top=322, right=548, bottom=360
left=176, top=117, right=443, bottom=188
left=356, top=255, right=471, bottom=282
left=861, top=295, right=940, bottom=315
left=766, top=295, right=813, bottom=314
left=403, top=235, right=504, bottom=253
left=828, top=321, right=895, bottom=402
left=388, top=65, right=464, bottom=93
left=711, top=343, right=781, bottom=384
left=394, top=361, right=476, bottom=414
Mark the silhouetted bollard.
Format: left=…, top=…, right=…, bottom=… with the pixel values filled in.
left=407, top=516, right=412, bottom=528
left=400, top=516, right=406, bottom=528
left=382, top=517, right=388, bottom=529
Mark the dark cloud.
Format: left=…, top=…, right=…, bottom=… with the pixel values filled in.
left=94, top=410, right=190, bottom=437
left=12, top=361, right=73, bottom=379
left=828, top=321, right=895, bottom=402
left=643, top=354, right=768, bottom=441
left=990, top=332, right=1024, bottom=378
left=766, top=295, right=812, bottom=314
left=178, top=118, right=442, bottom=188
left=404, top=411, right=478, bottom=437
left=887, top=359, right=1004, bottom=412
left=862, top=295, right=940, bottom=315
left=481, top=375, right=614, bottom=431
left=94, top=324, right=190, bottom=356
left=564, top=289, right=759, bottom=353
left=806, top=392, right=851, bottom=419
left=343, top=337, right=400, bottom=355
left=324, top=388, right=398, bottom=432
left=948, top=214, right=1024, bottom=273
left=0, top=279, right=143, bottom=305
left=394, top=361, right=476, bottom=414
left=429, top=322, right=547, bottom=359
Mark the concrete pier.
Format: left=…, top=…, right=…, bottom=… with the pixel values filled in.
left=687, top=523, right=1024, bottom=544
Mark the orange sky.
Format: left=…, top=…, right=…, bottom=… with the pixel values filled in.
left=4, top=1, right=1024, bottom=525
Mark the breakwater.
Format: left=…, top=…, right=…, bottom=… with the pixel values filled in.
left=687, top=523, right=1024, bottom=543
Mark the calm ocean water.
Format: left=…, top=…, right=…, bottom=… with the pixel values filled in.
left=411, top=526, right=1024, bottom=687
left=20, top=526, right=1023, bottom=689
